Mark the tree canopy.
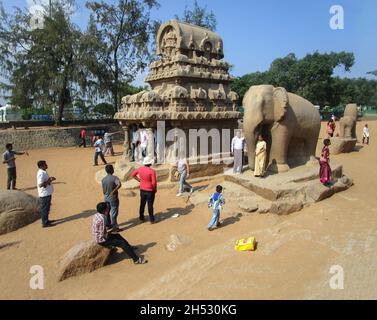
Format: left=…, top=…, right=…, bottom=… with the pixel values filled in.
left=0, top=0, right=159, bottom=124
left=231, top=51, right=377, bottom=108
left=174, top=0, right=217, bottom=31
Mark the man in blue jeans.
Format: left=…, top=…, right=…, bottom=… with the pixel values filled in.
left=102, top=164, right=122, bottom=232
left=36, top=160, right=56, bottom=228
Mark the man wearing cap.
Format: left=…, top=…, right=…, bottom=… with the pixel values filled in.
left=131, top=156, right=157, bottom=224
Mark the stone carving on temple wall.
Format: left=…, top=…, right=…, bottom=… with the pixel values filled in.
left=115, top=19, right=240, bottom=122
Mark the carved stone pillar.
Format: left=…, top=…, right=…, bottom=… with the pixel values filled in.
left=146, top=128, right=155, bottom=159
left=121, top=123, right=130, bottom=160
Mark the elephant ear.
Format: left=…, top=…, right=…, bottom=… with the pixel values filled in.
left=273, top=87, right=288, bottom=122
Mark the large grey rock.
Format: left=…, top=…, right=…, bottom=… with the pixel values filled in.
left=305, top=182, right=335, bottom=203
left=270, top=198, right=303, bottom=215
left=58, top=240, right=112, bottom=281
left=0, top=190, right=40, bottom=235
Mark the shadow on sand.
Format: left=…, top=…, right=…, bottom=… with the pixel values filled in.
left=106, top=241, right=157, bottom=265
left=118, top=204, right=195, bottom=231
left=52, top=209, right=96, bottom=226
left=0, top=241, right=22, bottom=250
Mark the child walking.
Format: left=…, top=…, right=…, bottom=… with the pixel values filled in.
left=207, top=185, right=225, bottom=231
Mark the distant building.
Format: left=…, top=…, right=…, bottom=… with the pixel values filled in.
left=29, top=5, right=45, bottom=30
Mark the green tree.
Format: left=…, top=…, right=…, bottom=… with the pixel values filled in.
left=85, top=0, right=159, bottom=113
left=175, top=0, right=217, bottom=31
left=231, top=51, right=356, bottom=107
left=0, top=0, right=90, bottom=125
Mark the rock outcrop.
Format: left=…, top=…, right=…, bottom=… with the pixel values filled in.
left=58, top=240, right=113, bottom=281
left=0, top=190, right=40, bottom=235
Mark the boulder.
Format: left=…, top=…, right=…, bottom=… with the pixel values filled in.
left=0, top=190, right=40, bottom=235
left=270, top=198, right=303, bottom=215
left=58, top=240, right=113, bottom=281
left=238, top=199, right=258, bottom=213
left=305, top=182, right=335, bottom=203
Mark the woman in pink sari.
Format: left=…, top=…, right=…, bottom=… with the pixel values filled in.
left=320, top=139, right=332, bottom=185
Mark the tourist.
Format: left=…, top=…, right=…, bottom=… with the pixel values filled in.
left=139, top=124, right=148, bottom=161
left=79, top=128, right=86, bottom=148
left=254, top=134, right=267, bottom=177
left=176, top=155, right=193, bottom=197
left=131, top=124, right=140, bottom=162
left=131, top=156, right=157, bottom=224
left=231, top=130, right=245, bottom=174
left=103, top=131, right=118, bottom=156
left=207, top=185, right=225, bottom=231
left=319, top=139, right=332, bottom=186
left=93, top=136, right=107, bottom=166
left=102, top=164, right=122, bottom=232
left=362, top=124, right=370, bottom=145
left=327, top=119, right=336, bottom=138
left=3, top=143, right=29, bottom=190
left=93, top=202, right=147, bottom=264
left=37, top=160, right=56, bottom=228
left=331, top=114, right=336, bottom=122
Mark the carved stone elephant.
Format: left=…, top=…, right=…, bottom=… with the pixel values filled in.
left=243, top=85, right=321, bottom=173
left=339, top=103, right=357, bottom=139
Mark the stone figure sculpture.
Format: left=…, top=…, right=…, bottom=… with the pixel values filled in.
left=243, top=85, right=321, bottom=173
left=339, top=103, right=357, bottom=139
left=329, top=103, right=358, bottom=154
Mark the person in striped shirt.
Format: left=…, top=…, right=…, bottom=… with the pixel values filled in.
left=92, top=202, right=147, bottom=264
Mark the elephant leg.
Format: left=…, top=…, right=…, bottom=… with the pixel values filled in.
left=270, top=126, right=290, bottom=173
left=304, top=132, right=319, bottom=164
left=246, top=138, right=255, bottom=171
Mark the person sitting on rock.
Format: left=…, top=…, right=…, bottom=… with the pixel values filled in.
left=92, top=202, right=147, bottom=264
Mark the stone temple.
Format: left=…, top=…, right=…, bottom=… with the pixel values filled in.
left=115, top=19, right=240, bottom=165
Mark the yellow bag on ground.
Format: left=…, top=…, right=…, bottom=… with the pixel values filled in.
left=234, top=237, right=256, bottom=251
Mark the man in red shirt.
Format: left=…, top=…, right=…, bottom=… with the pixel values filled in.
left=79, top=128, right=86, bottom=148
left=131, top=156, right=157, bottom=224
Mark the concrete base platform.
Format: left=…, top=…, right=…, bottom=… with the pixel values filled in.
left=224, top=162, right=344, bottom=202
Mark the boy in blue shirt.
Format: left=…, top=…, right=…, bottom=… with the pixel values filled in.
left=207, top=185, right=225, bottom=231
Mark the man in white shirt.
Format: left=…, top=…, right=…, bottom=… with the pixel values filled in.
left=37, top=160, right=56, bottom=228
left=363, top=124, right=370, bottom=145
left=93, top=136, right=108, bottom=166
left=231, top=130, right=245, bottom=174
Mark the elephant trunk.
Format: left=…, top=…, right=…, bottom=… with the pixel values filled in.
left=245, top=118, right=262, bottom=171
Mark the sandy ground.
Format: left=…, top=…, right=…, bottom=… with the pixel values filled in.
left=0, top=121, right=377, bottom=300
